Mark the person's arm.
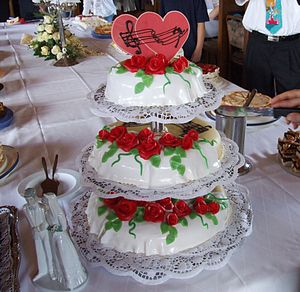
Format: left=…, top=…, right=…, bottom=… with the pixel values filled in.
left=235, top=0, right=249, bottom=6
left=208, top=5, right=219, bottom=20
left=191, top=22, right=205, bottom=63
left=271, top=89, right=300, bottom=129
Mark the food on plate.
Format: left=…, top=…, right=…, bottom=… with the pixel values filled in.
left=0, top=102, right=6, bottom=118
left=0, top=144, right=8, bottom=173
left=94, top=23, right=112, bottom=35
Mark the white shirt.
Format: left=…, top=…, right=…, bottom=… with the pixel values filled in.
left=235, top=0, right=300, bottom=36
left=205, top=0, right=219, bottom=38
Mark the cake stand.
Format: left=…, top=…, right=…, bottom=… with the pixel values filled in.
left=67, top=183, right=252, bottom=285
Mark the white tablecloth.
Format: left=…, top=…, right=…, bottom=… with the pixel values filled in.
left=0, top=22, right=299, bottom=292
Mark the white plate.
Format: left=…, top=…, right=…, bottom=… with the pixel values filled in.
left=17, top=169, right=82, bottom=199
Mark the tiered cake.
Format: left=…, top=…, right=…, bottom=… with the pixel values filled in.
left=73, top=11, right=252, bottom=284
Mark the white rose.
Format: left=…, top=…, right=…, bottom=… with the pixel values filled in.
left=37, top=24, right=44, bottom=32
left=51, top=45, right=61, bottom=55
left=56, top=52, right=63, bottom=60
left=43, top=15, right=53, bottom=24
left=45, top=24, right=54, bottom=34
left=37, top=33, right=44, bottom=42
left=52, top=32, right=60, bottom=41
left=41, top=32, right=49, bottom=41
left=41, top=46, right=49, bottom=56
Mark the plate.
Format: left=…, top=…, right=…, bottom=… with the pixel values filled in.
left=0, top=107, right=14, bottom=130
left=17, top=169, right=82, bottom=199
left=91, top=30, right=111, bottom=39
left=0, top=145, right=19, bottom=180
left=205, top=110, right=278, bottom=126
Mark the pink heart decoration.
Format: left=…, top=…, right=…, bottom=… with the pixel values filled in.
left=111, top=14, right=154, bottom=59
left=135, top=11, right=190, bottom=61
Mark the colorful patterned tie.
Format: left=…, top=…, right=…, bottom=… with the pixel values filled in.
left=266, top=0, right=282, bottom=34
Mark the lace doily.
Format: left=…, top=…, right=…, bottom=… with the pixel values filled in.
left=68, top=183, right=252, bottom=285
left=77, top=136, right=245, bottom=200
left=87, top=82, right=223, bottom=124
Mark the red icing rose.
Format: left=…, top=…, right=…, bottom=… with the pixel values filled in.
left=145, top=54, right=168, bottom=75
left=108, top=126, right=127, bottom=142
left=137, top=200, right=147, bottom=207
left=194, top=197, right=206, bottom=205
left=171, top=56, right=189, bottom=73
left=187, top=129, right=199, bottom=141
left=98, top=129, right=109, bottom=140
left=207, top=202, right=220, bottom=214
left=166, top=213, right=179, bottom=226
left=181, top=134, right=193, bottom=150
left=116, top=132, right=139, bottom=152
left=103, top=197, right=122, bottom=208
left=144, top=202, right=165, bottom=222
left=157, top=197, right=173, bottom=211
left=138, top=138, right=161, bottom=160
left=137, top=128, right=154, bottom=143
left=114, top=198, right=137, bottom=221
left=194, top=202, right=208, bottom=215
left=158, top=133, right=181, bottom=147
left=173, top=200, right=191, bottom=218
left=123, top=55, right=147, bottom=72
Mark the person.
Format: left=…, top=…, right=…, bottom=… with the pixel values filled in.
left=271, top=89, right=300, bottom=129
left=205, top=0, right=219, bottom=38
left=235, top=0, right=300, bottom=97
left=160, top=0, right=209, bottom=63
left=83, top=0, right=116, bottom=22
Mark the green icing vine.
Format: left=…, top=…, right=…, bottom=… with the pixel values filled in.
left=193, top=141, right=209, bottom=169
left=189, top=212, right=208, bottom=229
left=102, top=141, right=118, bottom=163
left=134, top=154, right=143, bottom=175
left=189, top=63, right=202, bottom=72
left=111, top=152, right=132, bottom=167
left=128, top=219, right=137, bottom=239
left=172, top=71, right=191, bottom=88
left=205, top=213, right=218, bottom=225
left=163, top=73, right=171, bottom=94
left=199, top=138, right=217, bottom=146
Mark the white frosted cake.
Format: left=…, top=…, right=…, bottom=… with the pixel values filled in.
left=88, top=119, right=222, bottom=189
left=105, top=55, right=207, bottom=106
left=86, top=186, right=229, bottom=256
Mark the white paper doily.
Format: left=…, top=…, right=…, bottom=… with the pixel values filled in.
left=68, top=183, right=252, bottom=285
left=87, top=82, right=223, bottom=124
left=77, top=136, right=245, bottom=200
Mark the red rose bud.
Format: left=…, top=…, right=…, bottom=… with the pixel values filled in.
left=145, top=54, right=167, bottom=75
left=116, top=132, right=139, bottom=152
left=194, top=197, right=206, bottom=205
left=137, top=128, right=154, bottom=143
left=173, top=200, right=191, bottom=218
left=181, top=134, right=193, bottom=150
left=114, top=198, right=137, bottom=221
left=194, top=202, right=209, bottom=215
left=144, top=202, right=165, bottom=222
left=207, top=202, right=220, bottom=214
left=158, top=132, right=181, bottom=147
left=178, top=56, right=189, bottom=67
left=157, top=197, right=173, bottom=211
left=103, top=197, right=122, bottom=208
left=166, top=212, right=179, bottom=226
left=98, top=129, right=109, bottom=140
left=108, top=126, right=127, bottom=142
left=123, top=58, right=139, bottom=73
left=131, top=55, right=147, bottom=69
left=138, top=138, right=161, bottom=160
left=187, top=129, right=199, bottom=141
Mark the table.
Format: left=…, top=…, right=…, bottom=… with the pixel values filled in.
left=0, top=22, right=299, bottom=292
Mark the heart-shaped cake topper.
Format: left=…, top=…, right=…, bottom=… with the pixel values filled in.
left=135, top=11, right=190, bottom=61
left=111, top=11, right=190, bottom=61
left=111, top=14, right=154, bottom=59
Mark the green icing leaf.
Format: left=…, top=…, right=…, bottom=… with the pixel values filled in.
left=166, top=234, right=176, bottom=245
left=105, top=221, right=113, bottom=230
left=169, top=226, right=178, bottom=238
left=165, top=66, right=174, bottom=74
left=160, top=222, right=169, bottom=234
left=164, top=147, right=175, bottom=156
left=142, top=74, right=154, bottom=88
left=177, top=164, right=186, bottom=176
left=102, top=142, right=118, bottom=163
left=97, top=205, right=107, bottom=216
left=135, top=69, right=145, bottom=77
left=130, top=148, right=139, bottom=155
left=179, top=217, right=188, bottom=227
left=135, top=82, right=145, bottom=94
left=184, top=67, right=193, bottom=74
left=106, top=212, right=118, bottom=221
left=116, top=66, right=128, bottom=74
left=175, top=147, right=187, bottom=158
left=205, top=213, right=218, bottom=225
left=112, top=219, right=122, bottom=232
left=96, top=139, right=106, bottom=149
left=170, top=155, right=182, bottom=170
left=189, top=212, right=198, bottom=220
left=149, top=155, right=161, bottom=168
left=102, top=125, right=111, bottom=131
left=134, top=208, right=144, bottom=223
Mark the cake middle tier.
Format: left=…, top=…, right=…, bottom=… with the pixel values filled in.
left=88, top=120, right=222, bottom=189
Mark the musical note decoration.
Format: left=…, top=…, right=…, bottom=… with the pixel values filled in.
left=112, top=11, right=190, bottom=62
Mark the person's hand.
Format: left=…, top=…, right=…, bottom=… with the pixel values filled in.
left=191, top=47, right=202, bottom=63
left=271, top=89, right=300, bottom=129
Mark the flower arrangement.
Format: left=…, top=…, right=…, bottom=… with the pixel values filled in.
left=97, top=193, right=228, bottom=245
left=29, top=14, right=84, bottom=61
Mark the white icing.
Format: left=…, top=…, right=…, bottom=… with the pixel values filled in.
left=105, top=65, right=207, bottom=106
left=86, top=192, right=230, bottom=256
left=88, top=139, right=221, bottom=189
